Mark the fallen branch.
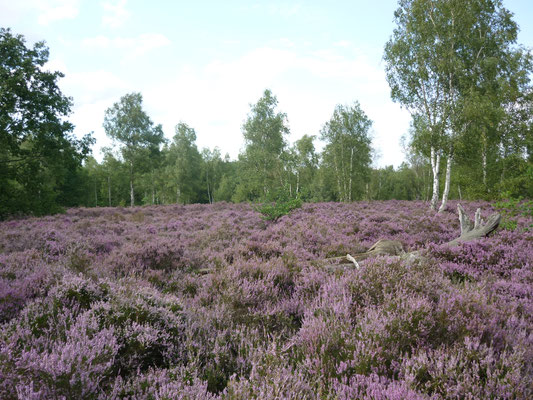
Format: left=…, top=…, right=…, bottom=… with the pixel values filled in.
left=318, top=204, right=501, bottom=271
left=449, top=204, right=501, bottom=246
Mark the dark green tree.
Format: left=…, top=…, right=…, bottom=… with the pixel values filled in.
left=239, top=89, right=289, bottom=200
left=201, top=147, right=224, bottom=204
left=164, top=122, right=202, bottom=204
left=320, top=103, right=373, bottom=202
left=103, top=92, right=164, bottom=207
left=0, top=28, right=93, bottom=217
left=291, top=134, right=318, bottom=200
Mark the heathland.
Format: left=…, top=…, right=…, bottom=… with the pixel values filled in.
left=0, top=200, right=531, bottom=398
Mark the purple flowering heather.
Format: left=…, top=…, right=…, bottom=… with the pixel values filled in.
left=0, top=201, right=531, bottom=398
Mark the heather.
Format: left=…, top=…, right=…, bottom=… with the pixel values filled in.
left=0, top=201, right=531, bottom=399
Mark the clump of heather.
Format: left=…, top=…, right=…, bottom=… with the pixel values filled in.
left=0, top=201, right=531, bottom=398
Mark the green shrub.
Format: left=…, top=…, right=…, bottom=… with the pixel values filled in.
left=492, top=194, right=532, bottom=231
left=254, top=196, right=302, bottom=221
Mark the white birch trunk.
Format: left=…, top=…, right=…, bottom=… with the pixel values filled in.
left=430, top=147, right=440, bottom=210
left=349, top=147, right=354, bottom=202
left=482, top=141, right=487, bottom=188
left=438, top=153, right=452, bottom=213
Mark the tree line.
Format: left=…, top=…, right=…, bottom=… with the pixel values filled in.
left=1, top=0, right=532, bottom=218
left=83, top=90, right=378, bottom=208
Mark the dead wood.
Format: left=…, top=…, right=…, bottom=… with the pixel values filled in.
left=449, top=204, right=501, bottom=246
left=318, top=204, right=501, bottom=271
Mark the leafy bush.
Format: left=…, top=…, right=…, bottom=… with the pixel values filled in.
left=254, top=193, right=302, bottom=221
left=492, top=195, right=533, bottom=231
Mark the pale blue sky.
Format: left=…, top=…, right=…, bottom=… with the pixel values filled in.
left=1, top=0, right=532, bottom=167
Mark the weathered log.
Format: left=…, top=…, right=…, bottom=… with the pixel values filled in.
left=318, top=240, right=405, bottom=270
left=449, top=204, right=501, bottom=246
left=319, top=204, right=501, bottom=270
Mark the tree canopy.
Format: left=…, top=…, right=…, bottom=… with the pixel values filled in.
left=103, top=92, right=165, bottom=206
left=1, top=17, right=531, bottom=219
left=0, top=28, right=93, bottom=217
left=321, top=103, right=373, bottom=202
left=238, top=89, right=289, bottom=200
left=384, top=0, right=532, bottom=209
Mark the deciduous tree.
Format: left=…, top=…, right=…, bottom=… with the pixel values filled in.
left=0, top=28, right=93, bottom=217
left=103, top=93, right=164, bottom=207
left=320, top=103, right=372, bottom=202
left=240, top=89, right=289, bottom=200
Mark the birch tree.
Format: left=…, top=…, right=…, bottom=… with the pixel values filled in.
left=384, top=0, right=457, bottom=210
left=201, top=147, right=223, bottom=204
left=293, top=134, right=319, bottom=199
left=320, top=103, right=372, bottom=202
left=384, top=0, right=530, bottom=210
left=165, top=122, right=202, bottom=204
left=103, top=93, right=164, bottom=207
left=241, top=89, right=288, bottom=200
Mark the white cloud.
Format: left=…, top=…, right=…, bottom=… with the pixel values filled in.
left=64, top=70, right=131, bottom=103
left=37, top=0, right=80, bottom=26
left=268, top=3, right=302, bottom=18
left=82, top=33, right=171, bottom=57
left=139, top=45, right=410, bottom=167
left=333, top=40, right=351, bottom=48
left=0, top=0, right=80, bottom=26
left=61, top=42, right=409, bottom=167
left=101, top=0, right=130, bottom=28
left=44, top=58, right=69, bottom=75
left=71, top=99, right=116, bottom=154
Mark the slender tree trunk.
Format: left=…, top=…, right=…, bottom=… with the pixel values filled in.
left=94, top=181, right=98, bottom=207
left=482, top=134, right=487, bottom=189
left=151, top=170, right=155, bottom=205
left=349, top=147, right=354, bottom=202
left=296, top=171, right=300, bottom=195
left=108, top=175, right=111, bottom=207
left=334, top=154, right=342, bottom=202
left=206, top=167, right=212, bottom=204
left=263, top=161, right=267, bottom=198
left=425, top=167, right=430, bottom=202
left=438, top=152, right=452, bottom=213
left=176, top=186, right=180, bottom=204
left=206, top=177, right=211, bottom=204
left=458, top=184, right=462, bottom=201
left=129, top=161, right=134, bottom=207
left=430, top=147, right=440, bottom=210
left=500, top=139, right=506, bottom=186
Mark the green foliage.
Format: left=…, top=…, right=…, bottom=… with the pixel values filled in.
left=164, top=123, right=203, bottom=204
left=240, top=89, right=289, bottom=200
left=253, top=191, right=303, bottom=221
left=492, top=194, right=533, bottom=231
left=321, top=103, right=373, bottom=202
left=103, top=93, right=165, bottom=207
left=0, top=28, right=93, bottom=218
left=385, top=0, right=532, bottom=204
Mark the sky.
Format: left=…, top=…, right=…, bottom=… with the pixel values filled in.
left=1, top=0, right=532, bottom=167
